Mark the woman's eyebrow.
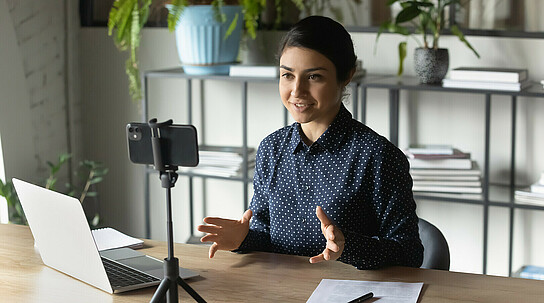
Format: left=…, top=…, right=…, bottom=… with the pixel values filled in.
left=279, top=65, right=327, bottom=73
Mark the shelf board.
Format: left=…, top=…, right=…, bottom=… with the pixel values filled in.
left=360, top=75, right=544, bottom=97
left=415, top=184, right=544, bottom=211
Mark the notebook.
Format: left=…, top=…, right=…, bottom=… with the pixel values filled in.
left=12, top=178, right=198, bottom=294
left=92, top=227, right=144, bottom=251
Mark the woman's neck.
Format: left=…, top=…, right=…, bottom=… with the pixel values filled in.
left=299, top=104, right=342, bottom=145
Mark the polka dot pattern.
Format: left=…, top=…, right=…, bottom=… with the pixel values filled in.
left=237, top=104, right=423, bottom=269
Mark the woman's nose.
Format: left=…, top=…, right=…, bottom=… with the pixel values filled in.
left=290, top=79, right=306, bottom=97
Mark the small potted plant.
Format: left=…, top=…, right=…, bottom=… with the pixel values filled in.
left=375, top=0, right=480, bottom=83
left=108, top=0, right=268, bottom=103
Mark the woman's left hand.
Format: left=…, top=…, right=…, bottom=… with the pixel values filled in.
left=309, top=206, right=345, bottom=263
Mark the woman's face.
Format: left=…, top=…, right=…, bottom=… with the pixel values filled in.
left=279, top=47, right=344, bottom=127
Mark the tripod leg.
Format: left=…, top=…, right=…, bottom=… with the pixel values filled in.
left=177, top=277, right=207, bottom=303
left=150, top=278, right=170, bottom=303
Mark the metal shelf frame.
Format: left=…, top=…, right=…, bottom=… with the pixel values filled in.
left=359, top=75, right=544, bottom=276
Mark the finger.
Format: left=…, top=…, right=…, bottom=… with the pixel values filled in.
left=326, top=240, right=340, bottom=252
left=209, top=242, right=218, bottom=259
left=197, top=225, right=222, bottom=234
left=203, top=217, right=233, bottom=226
left=325, top=225, right=336, bottom=241
left=200, top=234, right=220, bottom=243
left=316, top=206, right=333, bottom=227
left=309, top=253, right=325, bottom=264
left=241, top=209, right=253, bottom=223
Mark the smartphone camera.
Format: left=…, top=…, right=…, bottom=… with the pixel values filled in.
left=128, top=126, right=142, bottom=141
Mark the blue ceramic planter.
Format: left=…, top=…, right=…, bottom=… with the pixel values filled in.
left=174, top=5, right=243, bottom=75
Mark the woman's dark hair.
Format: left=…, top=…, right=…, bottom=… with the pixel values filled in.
left=278, top=16, right=357, bottom=83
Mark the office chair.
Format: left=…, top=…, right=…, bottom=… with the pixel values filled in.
left=418, top=218, right=450, bottom=270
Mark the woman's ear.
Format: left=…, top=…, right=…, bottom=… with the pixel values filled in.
left=343, top=67, right=357, bottom=87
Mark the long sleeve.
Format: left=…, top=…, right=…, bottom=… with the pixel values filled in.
left=338, top=142, right=423, bottom=269
left=237, top=141, right=274, bottom=252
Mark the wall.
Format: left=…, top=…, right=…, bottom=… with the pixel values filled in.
left=79, top=25, right=544, bottom=276
left=0, top=0, right=80, bottom=188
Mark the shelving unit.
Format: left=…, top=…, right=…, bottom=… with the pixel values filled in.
left=359, top=75, right=544, bottom=276
left=141, top=68, right=363, bottom=244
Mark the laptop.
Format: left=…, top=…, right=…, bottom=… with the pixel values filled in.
left=12, top=178, right=198, bottom=294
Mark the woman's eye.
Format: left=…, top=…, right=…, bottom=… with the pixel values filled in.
left=281, top=73, right=294, bottom=79
left=309, top=74, right=321, bottom=80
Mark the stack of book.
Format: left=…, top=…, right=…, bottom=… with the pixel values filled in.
left=515, top=265, right=544, bottom=280
left=181, top=145, right=256, bottom=178
left=229, top=64, right=279, bottom=78
left=514, top=172, right=544, bottom=206
left=406, top=144, right=482, bottom=196
left=442, top=67, right=530, bottom=91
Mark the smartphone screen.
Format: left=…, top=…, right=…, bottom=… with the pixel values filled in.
left=126, top=123, right=199, bottom=167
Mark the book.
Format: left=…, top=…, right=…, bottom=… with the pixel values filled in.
left=514, top=188, right=544, bottom=206
left=408, top=158, right=473, bottom=170
left=442, top=79, right=531, bottom=92
left=414, top=191, right=482, bottom=200
left=229, top=65, right=279, bottom=78
left=449, top=67, right=528, bottom=83
left=530, top=182, right=544, bottom=194
left=410, top=162, right=481, bottom=176
left=413, top=180, right=481, bottom=187
left=518, top=265, right=544, bottom=280
left=411, top=175, right=480, bottom=181
left=199, top=145, right=256, bottom=158
left=91, top=227, right=143, bottom=251
left=407, top=144, right=453, bottom=155
left=515, top=188, right=544, bottom=199
left=412, top=185, right=482, bottom=194
left=406, top=148, right=470, bottom=160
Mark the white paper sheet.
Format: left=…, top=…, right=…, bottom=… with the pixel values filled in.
left=306, top=279, right=423, bottom=303
left=91, top=227, right=143, bottom=251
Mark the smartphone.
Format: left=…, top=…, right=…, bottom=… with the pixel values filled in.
left=126, top=122, right=199, bottom=167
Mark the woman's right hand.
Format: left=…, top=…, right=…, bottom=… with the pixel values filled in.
left=197, top=209, right=253, bottom=258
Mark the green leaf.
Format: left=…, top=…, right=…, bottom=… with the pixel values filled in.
left=86, top=192, right=98, bottom=197
left=167, top=0, right=188, bottom=32
left=388, top=23, right=411, bottom=36
left=225, top=13, right=239, bottom=40
left=397, top=41, right=407, bottom=76
left=91, top=214, right=100, bottom=228
left=90, top=177, right=104, bottom=185
left=374, top=21, right=391, bottom=54
left=450, top=25, right=480, bottom=58
left=396, top=5, right=421, bottom=24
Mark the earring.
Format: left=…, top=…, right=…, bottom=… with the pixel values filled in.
left=290, top=91, right=295, bottom=96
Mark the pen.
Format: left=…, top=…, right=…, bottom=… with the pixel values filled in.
left=347, top=292, right=373, bottom=303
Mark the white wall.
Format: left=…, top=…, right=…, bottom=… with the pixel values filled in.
left=0, top=0, right=76, bottom=188
left=79, top=26, right=544, bottom=276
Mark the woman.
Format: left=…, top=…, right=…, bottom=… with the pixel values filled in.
left=197, top=16, right=423, bottom=269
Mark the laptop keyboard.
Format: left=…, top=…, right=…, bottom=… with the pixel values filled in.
left=102, top=257, right=160, bottom=288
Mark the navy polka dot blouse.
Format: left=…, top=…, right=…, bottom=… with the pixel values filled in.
left=237, top=104, right=423, bottom=269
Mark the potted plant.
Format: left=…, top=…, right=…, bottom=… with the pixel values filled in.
left=108, top=0, right=268, bottom=103
left=375, top=0, right=480, bottom=83
left=0, top=153, right=108, bottom=228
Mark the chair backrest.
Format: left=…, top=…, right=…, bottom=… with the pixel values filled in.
left=418, top=218, right=450, bottom=270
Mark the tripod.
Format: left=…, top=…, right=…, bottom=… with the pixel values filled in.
left=147, top=119, right=206, bottom=303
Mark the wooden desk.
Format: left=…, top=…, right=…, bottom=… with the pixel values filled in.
left=1, top=224, right=543, bottom=302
